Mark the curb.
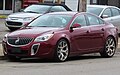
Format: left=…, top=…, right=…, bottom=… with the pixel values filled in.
left=0, top=15, right=7, bottom=19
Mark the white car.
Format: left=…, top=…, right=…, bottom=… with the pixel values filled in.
left=5, top=3, right=71, bottom=31
left=87, top=5, right=120, bottom=34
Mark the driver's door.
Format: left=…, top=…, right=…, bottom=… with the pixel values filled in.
left=70, top=14, right=91, bottom=52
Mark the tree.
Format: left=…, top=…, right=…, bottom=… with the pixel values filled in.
left=78, top=0, right=87, bottom=12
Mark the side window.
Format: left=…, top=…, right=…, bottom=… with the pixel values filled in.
left=50, top=6, right=64, bottom=12
left=72, top=15, right=87, bottom=27
left=111, top=8, right=120, bottom=16
left=60, top=6, right=67, bottom=11
left=86, top=14, right=100, bottom=25
left=102, top=8, right=112, bottom=17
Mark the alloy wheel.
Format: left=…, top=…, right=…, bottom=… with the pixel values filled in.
left=100, top=37, right=116, bottom=57
left=105, top=37, right=116, bottom=56
left=56, top=39, right=69, bottom=62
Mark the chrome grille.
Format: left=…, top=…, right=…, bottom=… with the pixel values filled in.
left=7, top=37, right=33, bottom=46
left=6, top=21, right=22, bottom=26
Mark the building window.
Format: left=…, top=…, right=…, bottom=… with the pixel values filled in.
left=0, top=0, right=3, bottom=10
left=5, top=0, right=12, bottom=10
left=90, top=0, right=97, bottom=4
left=92, top=0, right=97, bottom=3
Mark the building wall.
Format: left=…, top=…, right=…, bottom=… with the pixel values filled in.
left=91, top=0, right=120, bottom=8
left=65, top=0, right=78, bottom=11
left=0, top=0, right=14, bottom=14
left=108, top=0, right=119, bottom=7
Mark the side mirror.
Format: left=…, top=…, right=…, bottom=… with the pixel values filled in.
left=101, top=15, right=109, bottom=18
left=70, top=23, right=81, bottom=30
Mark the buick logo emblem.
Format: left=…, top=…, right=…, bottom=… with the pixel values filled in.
left=15, top=37, right=20, bottom=44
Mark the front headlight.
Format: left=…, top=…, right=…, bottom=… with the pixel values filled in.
left=6, top=16, right=10, bottom=20
left=34, top=34, right=54, bottom=42
left=23, top=17, right=34, bottom=21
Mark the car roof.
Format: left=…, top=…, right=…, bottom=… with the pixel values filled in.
left=87, top=5, right=118, bottom=9
left=32, top=3, right=72, bottom=11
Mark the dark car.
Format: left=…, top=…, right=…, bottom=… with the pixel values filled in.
left=5, top=3, right=72, bottom=31
left=2, top=12, right=118, bottom=62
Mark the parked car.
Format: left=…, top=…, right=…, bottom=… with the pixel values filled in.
left=5, top=3, right=72, bottom=31
left=87, top=5, right=120, bottom=34
left=2, top=12, right=118, bottom=62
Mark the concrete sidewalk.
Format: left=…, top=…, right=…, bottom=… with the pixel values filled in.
left=0, top=44, right=3, bottom=56
left=0, top=44, right=4, bottom=60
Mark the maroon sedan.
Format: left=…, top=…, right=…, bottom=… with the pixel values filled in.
left=2, top=12, right=118, bottom=62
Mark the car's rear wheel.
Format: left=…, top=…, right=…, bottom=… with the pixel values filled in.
left=54, top=39, right=69, bottom=62
left=100, top=36, right=116, bottom=57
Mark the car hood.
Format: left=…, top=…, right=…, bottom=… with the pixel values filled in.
left=8, top=27, right=62, bottom=37
left=8, top=12, right=41, bottom=18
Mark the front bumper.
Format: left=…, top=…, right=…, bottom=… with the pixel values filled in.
left=5, top=19, right=30, bottom=28
left=2, top=41, right=55, bottom=59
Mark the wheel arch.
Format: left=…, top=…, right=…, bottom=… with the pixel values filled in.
left=57, top=37, right=71, bottom=49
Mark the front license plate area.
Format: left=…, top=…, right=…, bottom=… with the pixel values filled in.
left=11, top=47, right=21, bottom=54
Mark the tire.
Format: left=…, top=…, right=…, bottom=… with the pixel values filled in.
left=7, top=55, right=21, bottom=61
left=100, top=36, right=116, bottom=57
left=54, top=39, right=69, bottom=62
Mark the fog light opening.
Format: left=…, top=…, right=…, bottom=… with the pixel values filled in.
left=31, top=43, right=40, bottom=55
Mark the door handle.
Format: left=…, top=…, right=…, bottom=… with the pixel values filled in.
left=101, top=28, right=104, bottom=31
left=86, top=30, right=90, bottom=33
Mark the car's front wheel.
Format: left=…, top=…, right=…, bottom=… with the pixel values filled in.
left=54, top=39, right=69, bottom=62
left=100, top=36, right=116, bottom=57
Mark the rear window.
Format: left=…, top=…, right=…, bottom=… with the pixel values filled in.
left=87, top=7, right=103, bottom=16
left=24, top=5, right=50, bottom=14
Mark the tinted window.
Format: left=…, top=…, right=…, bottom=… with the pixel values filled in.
left=50, top=6, right=67, bottom=12
left=72, top=15, right=87, bottom=27
left=111, top=8, right=120, bottom=16
left=87, top=7, right=103, bottom=16
left=24, top=5, right=50, bottom=14
left=102, top=8, right=112, bottom=17
left=86, top=14, right=100, bottom=25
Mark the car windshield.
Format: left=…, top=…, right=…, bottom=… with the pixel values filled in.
left=24, top=5, right=50, bottom=14
left=28, top=14, right=72, bottom=27
left=87, top=7, right=103, bottom=16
